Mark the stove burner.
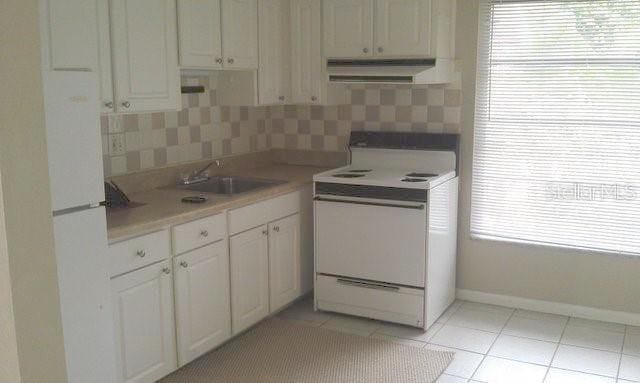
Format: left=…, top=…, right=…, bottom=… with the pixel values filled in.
left=348, top=169, right=372, bottom=173
left=333, top=173, right=366, bottom=178
left=401, top=177, right=428, bottom=182
left=406, top=172, right=438, bottom=178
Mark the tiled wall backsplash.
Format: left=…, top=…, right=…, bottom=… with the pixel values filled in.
left=101, top=75, right=270, bottom=177
left=270, top=74, right=462, bottom=152
left=101, top=74, right=461, bottom=176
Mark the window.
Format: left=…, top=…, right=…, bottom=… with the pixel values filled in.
left=471, top=0, right=640, bottom=255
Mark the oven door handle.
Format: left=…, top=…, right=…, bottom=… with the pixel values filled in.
left=314, top=196, right=425, bottom=210
left=336, top=278, right=401, bottom=292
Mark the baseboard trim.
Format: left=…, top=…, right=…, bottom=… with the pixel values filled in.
left=456, top=289, right=640, bottom=327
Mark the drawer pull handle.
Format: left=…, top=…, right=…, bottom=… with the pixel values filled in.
left=262, top=229, right=269, bottom=236
left=200, top=230, right=209, bottom=237
left=180, top=261, right=188, bottom=268
left=336, top=278, right=400, bottom=292
left=136, top=250, right=146, bottom=258
left=162, top=267, right=171, bottom=275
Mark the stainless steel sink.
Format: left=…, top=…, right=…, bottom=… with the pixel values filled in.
left=180, top=176, right=286, bottom=195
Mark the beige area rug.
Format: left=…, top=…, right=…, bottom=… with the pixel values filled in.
left=160, top=318, right=454, bottom=383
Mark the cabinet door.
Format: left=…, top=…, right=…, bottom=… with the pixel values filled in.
left=290, top=0, right=322, bottom=104
left=323, top=0, right=373, bottom=58
left=97, top=0, right=114, bottom=113
left=177, top=0, right=223, bottom=69
left=268, top=214, right=301, bottom=312
left=230, top=225, right=269, bottom=334
left=40, top=0, right=100, bottom=71
left=174, top=240, right=231, bottom=366
left=221, top=0, right=258, bottom=69
left=375, top=0, right=432, bottom=57
left=111, top=260, right=176, bottom=383
left=258, top=0, right=290, bottom=105
left=110, top=0, right=181, bottom=113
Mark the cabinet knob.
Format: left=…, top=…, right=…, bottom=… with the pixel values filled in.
left=162, top=267, right=171, bottom=275
left=121, top=101, right=131, bottom=108
left=227, top=58, right=234, bottom=64
left=262, top=229, right=268, bottom=236
left=273, top=226, right=280, bottom=232
left=104, top=101, right=114, bottom=109
left=200, top=230, right=209, bottom=237
left=363, top=47, right=369, bottom=53
left=216, top=57, right=223, bottom=64
left=278, top=96, right=285, bottom=101
left=136, top=250, right=146, bottom=258
left=378, top=47, right=384, bottom=53
left=311, top=96, right=317, bottom=102
left=180, top=261, right=188, bottom=268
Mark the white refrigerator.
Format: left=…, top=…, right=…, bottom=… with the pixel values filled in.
left=43, top=71, right=116, bottom=383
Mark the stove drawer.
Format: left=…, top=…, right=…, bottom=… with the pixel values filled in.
left=315, top=275, right=424, bottom=328
left=314, top=196, right=427, bottom=287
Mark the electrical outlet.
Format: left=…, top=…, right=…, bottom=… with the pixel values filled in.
left=109, top=134, right=126, bottom=156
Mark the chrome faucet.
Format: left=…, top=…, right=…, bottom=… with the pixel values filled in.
left=179, top=159, right=223, bottom=186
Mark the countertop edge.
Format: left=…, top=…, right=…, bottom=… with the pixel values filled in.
left=107, top=178, right=314, bottom=244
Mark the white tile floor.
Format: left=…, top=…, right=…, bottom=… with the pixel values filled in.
left=277, top=298, right=640, bottom=383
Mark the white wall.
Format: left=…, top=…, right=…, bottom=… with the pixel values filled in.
left=0, top=1, right=69, bottom=382
left=455, top=1, right=640, bottom=314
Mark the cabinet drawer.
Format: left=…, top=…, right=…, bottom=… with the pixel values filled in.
left=108, top=230, right=171, bottom=277
left=315, top=274, right=424, bottom=328
left=228, top=191, right=300, bottom=235
left=172, top=213, right=227, bottom=255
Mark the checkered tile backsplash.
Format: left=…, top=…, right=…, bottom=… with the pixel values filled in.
left=101, top=75, right=270, bottom=177
left=270, top=73, right=462, bottom=152
left=101, top=73, right=461, bottom=176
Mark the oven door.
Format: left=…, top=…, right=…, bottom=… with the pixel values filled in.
left=314, top=195, right=427, bottom=287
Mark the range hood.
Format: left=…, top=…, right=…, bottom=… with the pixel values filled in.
left=327, top=58, right=453, bottom=85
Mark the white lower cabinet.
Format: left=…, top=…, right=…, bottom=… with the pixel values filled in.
left=269, top=213, right=301, bottom=312
left=174, top=240, right=231, bottom=366
left=230, top=225, right=270, bottom=334
left=109, top=189, right=312, bottom=380
left=111, top=260, right=177, bottom=383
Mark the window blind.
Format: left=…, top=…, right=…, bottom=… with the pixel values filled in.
left=471, top=0, right=640, bottom=255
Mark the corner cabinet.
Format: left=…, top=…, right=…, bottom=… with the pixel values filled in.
left=174, top=240, right=231, bottom=366
left=110, top=0, right=181, bottom=113
left=258, top=0, right=291, bottom=105
left=229, top=225, right=270, bottom=334
left=290, top=0, right=346, bottom=105
left=268, top=214, right=301, bottom=312
left=111, top=260, right=177, bottom=383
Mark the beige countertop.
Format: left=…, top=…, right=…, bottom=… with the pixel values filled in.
left=106, top=165, right=328, bottom=242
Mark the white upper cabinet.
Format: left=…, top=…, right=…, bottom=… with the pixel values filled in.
left=230, top=225, right=269, bottom=334
left=323, top=0, right=374, bottom=58
left=221, top=0, right=259, bottom=68
left=110, top=0, right=181, bottom=113
left=174, top=241, right=231, bottom=366
left=97, top=0, right=114, bottom=113
left=177, top=0, right=223, bottom=69
left=375, top=0, right=432, bottom=57
left=268, top=214, right=301, bottom=313
left=290, top=0, right=321, bottom=104
left=258, top=0, right=291, bottom=105
left=177, top=0, right=257, bottom=69
left=323, top=0, right=452, bottom=59
left=39, top=0, right=100, bottom=71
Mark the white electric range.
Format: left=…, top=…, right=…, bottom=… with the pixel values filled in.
left=313, top=132, right=459, bottom=329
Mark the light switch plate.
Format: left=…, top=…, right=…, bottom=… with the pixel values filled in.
left=109, top=134, right=126, bottom=156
